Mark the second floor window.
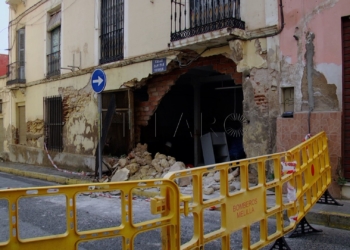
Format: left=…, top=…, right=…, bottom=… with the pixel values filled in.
left=47, top=11, right=61, bottom=77
left=100, top=0, right=124, bottom=64
left=17, top=28, right=25, bottom=80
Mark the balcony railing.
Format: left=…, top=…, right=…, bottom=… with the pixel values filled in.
left=47, top=51, right=61, bottom=77
left=7, top=61, right=26, bottom=85
left=170, top=0, right=245, bottom=41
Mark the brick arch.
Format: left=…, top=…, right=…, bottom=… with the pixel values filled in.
left=134, top=54, right=242, bottom=142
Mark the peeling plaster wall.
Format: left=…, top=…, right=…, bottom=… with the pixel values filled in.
left=59, top=85, right=97, bottom=155
left=231, top=35, right=281, bottom=159
left=242, top=66, right=280, bottom=158
left=26, top=119, right=44, bottom=148
left=301, top=68, right=339, bottom=111
left=4, top=73, right=98, bottom=169
left=278, top=0, right=350, bottom=197
left=280, top=0, right=347, bottom=110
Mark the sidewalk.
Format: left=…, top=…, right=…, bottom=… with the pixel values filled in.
left=0, top=161, right=349, bottom=231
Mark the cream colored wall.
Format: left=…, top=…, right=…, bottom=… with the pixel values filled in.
left=25, top=3, right=47, bottom=81
left=8, top=0, right=96, bottom=83
left=126, top=0, right=170, bottom=58
left=127, top=0, right=277, bottom=58
left=61, top=0, right=96, bottom=70
left=241, top=0, right=279, bottom=28
left=236, top=0, right=280, bottom=72
left=0, top=76, right=11, bottom=151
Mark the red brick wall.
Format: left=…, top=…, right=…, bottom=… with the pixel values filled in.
left=134, top=54, right=242, bottom=141
left=0, top=54, right=9, bottom=77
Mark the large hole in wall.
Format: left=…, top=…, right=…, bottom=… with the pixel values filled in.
left=140, top=66, right=246, bottom=166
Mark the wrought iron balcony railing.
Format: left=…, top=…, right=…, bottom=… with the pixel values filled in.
left=170, top=0, right=245, bottom=42
left=6, top=61, right=26, bottom=85
left=47, top=51, right=61, bottom=77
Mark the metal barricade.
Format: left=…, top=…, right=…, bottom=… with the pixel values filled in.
left=163, top=131, right=331, bottom=250
left=0, top=131, right=331, bottom=249
left=0, top=180, right=181, bottom=250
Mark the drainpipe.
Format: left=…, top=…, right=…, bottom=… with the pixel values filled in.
left=306, top=32, right=315, bottom=134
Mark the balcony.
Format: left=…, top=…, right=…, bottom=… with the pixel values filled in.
left=47, top=51, right=61, bottom=77
left=6, top=0, right=23, bottom=5
left=7, top=61, right=26, bottom=86
left=170, top=0, right=245, bottom=49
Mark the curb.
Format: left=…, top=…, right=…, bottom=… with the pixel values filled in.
left=306, top=210, right=350, bottom=231
left=0, top=166, right=91, bottom=185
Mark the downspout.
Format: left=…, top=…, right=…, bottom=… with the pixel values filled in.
left=306, top=32, right=315, bottom=134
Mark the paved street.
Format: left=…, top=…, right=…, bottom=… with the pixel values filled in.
left=1, top=173, right=350, bottom=250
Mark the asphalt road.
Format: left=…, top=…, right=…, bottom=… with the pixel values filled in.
left=0, top=172, right=349, bottom=250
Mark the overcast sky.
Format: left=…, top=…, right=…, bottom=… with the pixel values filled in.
left=0, top=2, right=9, bottom=55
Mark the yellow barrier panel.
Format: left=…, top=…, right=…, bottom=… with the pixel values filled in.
left=0, top=131, right=331, bottom=249
left=163, top=131, right=331, bottom=250
left=0, top=180, right=181, bottom=250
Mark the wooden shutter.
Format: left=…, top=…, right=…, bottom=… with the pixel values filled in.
left=17, top=28, right=25, bottom=79
left=18, top=106, right=26, bottom=145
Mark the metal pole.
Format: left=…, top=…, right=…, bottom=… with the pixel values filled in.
left=98, top=93, right=102, bottom=179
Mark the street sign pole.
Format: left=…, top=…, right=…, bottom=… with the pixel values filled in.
left=98, top=93, right=102, bottom=179
left=91, top=69, right=107, bottom=180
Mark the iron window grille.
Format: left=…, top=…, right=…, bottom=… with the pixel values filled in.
left=100, top=0, right=124, bottom=64
left=170, top=0, right=245, bottom=41
left=44, top=96, right=63, bottom=152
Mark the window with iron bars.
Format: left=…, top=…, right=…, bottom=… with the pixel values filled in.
left=100, top=0, right=124, bottom=64
left=44, top=96, right=63, bottom=151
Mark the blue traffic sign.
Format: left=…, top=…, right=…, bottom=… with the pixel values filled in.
left=91, top=69, right=107, bottom=93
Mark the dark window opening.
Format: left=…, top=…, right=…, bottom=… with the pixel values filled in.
left=44, top=96, right=63, bottom=151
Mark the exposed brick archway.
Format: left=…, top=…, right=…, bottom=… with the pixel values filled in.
left=134, top=54, right=242, bottom=143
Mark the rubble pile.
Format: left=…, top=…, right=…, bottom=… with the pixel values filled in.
left=108, top=143, right=257, bottom=196
left=110, top=143, right=190, bottom=186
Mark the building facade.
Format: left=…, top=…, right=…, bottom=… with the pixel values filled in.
left=275, top=0, right=350, bottom=198
left=4, top=0, right=349, bottom=197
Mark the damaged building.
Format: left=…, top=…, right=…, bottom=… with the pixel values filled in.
left=2, top=0, right=350, bottom=198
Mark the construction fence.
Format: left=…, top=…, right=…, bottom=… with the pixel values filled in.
left=0, top=131, right=331, bottom=249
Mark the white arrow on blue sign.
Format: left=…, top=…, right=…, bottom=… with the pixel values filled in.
left=91, top=69, right=107, bottom=93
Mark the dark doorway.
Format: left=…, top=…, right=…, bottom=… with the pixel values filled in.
left=102, top=89, right=134, bottom=157
left=140, top=66, right=245, bottom=166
